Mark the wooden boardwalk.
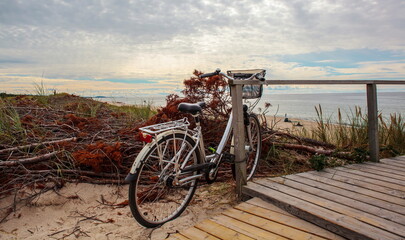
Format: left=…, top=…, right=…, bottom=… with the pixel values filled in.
left=169, top=156, right=405, bottom=240
left=167, top=197, right=344, bottom=240
left=243, top=156, right=405, bottom=240
left=168, top=156, right=405, bottom=240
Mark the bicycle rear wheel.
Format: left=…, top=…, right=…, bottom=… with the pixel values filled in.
left=128, top=132, right=201, bottom=228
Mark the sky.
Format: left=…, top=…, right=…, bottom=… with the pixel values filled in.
left=1, top=0, right=405, bottom=97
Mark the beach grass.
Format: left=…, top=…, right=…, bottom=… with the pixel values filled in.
left=299, top=104, right=405, bottom=156
left=0, top=98, right=26, bottom=144
left=107, top=102, right=157, bottom=125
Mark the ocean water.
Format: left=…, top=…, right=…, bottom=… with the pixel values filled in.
left=259, top=92, right=405, bottom=122
left=99, top=92, right=405, bottom=123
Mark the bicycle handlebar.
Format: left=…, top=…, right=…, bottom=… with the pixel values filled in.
left=199, top=68, right=266, bottom=81
left=199, top=68, right=221, bottom=78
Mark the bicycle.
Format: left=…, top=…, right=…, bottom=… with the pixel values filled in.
left=125, top=69, right=266, bottom=227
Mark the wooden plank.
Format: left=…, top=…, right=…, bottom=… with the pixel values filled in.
left=257, top=178, right=405, bottom=237
left=345, top=164, right=405, bottom=181
left=195, top=219, right=254, bottom=240
left=367, top=83, right=379, bottom=162
left=323, top=169, right=405, bottom=195
left=326, top=168, right=405, bottom=190
left=362, top=162, right=405, bottom=177
left=211, top=214, right=287, bottom=240
left=243, top=182, right=398, bottom=240
left=180, top=227, right=220, bottom=240
left=381, top=158, right=405, bottom=166
left=246, top=197, right=294, bottom=217
left=223, top=208, right=327, bottom=240
left=287, top=174, right=405, bottom=215
left=298, top=171, right=405, bottom=207
left=379, top=161, right=405, bottom=168
left=379, top=159, right=405, bottom=168
left=236, top=202, right=346, bottom=240
left=270, top=176, right=405, bottom=225
left=230, top=83, right=247, bottom=197
left=337, top=166, right=405, bottom=187
left=366, top=161, right=405, bottom=174
left=384, top=156, right=405, bottom=163
left=392, top=156, right=405, bottom=161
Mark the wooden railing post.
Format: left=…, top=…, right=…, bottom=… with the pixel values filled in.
left=366, top=83, right=379, bottom=162
left=230, top=83, right=247, bottom=198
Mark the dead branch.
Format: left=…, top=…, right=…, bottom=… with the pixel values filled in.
left=275, top=143, right=352, bottom=159
left=41, top=124, right=81, bottom=133
left=0, top=137, right=77, bottom=154
left=7, top=169, right=126, bottom=179
left=71, top=210, right=115, bottom=224
left=264, top=130, right=335, bottom=148
left=0, top=151, right=59, bottom=166
left=77, top=176, right=126, bottom=185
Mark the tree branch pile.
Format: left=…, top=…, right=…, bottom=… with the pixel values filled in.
left=0, top=94, right=146, bottom=221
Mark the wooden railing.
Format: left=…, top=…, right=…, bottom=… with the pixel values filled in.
left=229, top=79, right=405, bottom=196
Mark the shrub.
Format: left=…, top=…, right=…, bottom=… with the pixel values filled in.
left=309, top=154, right=327, bottom=171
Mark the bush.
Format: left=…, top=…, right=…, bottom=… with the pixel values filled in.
left=309, top=154, right=327, bottom=171
left=146, top=70, right=231, bottom=146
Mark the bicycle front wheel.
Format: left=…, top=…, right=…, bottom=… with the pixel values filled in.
left=231, top=113, right=262, bottom=181
left=129, top=132, right=201, bottom=228
left=246, top=113, right=262, bottom=180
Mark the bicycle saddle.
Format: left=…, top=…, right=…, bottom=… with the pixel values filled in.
left=178, top=102, right=206, bottom=114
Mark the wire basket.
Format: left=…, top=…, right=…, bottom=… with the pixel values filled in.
left=227, top=69, right=266, bottom=99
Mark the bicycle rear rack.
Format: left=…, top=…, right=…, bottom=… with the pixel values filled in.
left=139, top=118, right=190, bottom=135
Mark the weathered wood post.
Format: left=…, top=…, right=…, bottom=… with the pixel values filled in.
left=230, top=82, right=247, bottom=198
left=366, top=83, right=379, bottom=162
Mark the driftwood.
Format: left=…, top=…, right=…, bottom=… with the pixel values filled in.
left=76, top=176, right=125, bottom=185
left=9, top=169, right=127, bottom=179
left=0, top=137, right=77, bottom=154
left=276, top=143, right=352, bottom=159
left=265, top=129, right=335, bottom=148
left=0, top=151, right=59, bottom=166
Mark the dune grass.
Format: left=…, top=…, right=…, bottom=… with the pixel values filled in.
left=300, top=104, right=405, bottom=157
left=0, top=98, right=26, bottom=144
left=107, top=102, right=156, bottom=125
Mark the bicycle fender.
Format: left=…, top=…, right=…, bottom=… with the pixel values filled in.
left=128, top=130, right=190, bottom=174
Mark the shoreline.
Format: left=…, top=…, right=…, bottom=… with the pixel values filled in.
left=266, top=116, right=318, bottom=133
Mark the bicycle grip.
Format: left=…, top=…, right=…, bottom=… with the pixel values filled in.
left=199, top=69, right=221, bottom=78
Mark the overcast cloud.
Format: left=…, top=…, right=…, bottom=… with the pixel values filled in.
left=1, top=0, right=405, bottom=96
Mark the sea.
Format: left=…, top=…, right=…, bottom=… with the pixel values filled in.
left=97, top=92, right=405, bottom=123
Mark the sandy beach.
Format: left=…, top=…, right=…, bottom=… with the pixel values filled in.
left=0, top=182, right=236, bottom=240
left=266, top=116, right=318, bottom=133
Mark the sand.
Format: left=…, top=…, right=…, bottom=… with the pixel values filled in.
left=0, top=116, right=317, bottom=240
left=266, top=116, right=318, bottom=133
left=0, top=182, right=236, bottom=240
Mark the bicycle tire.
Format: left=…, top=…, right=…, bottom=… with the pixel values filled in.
left=232, top=113, right=262, bottom=181
left=245, top=113, right=262, bottom=180
left=129, top=132, right=201, bottom=228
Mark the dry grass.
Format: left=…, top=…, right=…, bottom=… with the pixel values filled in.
left=298, top=104, right=405, bottom=157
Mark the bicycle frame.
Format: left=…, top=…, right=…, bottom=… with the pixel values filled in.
left=128, top=70, right=262, bottom=184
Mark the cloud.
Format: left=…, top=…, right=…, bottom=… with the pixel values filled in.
left=0, top=0, right=404, bottom=95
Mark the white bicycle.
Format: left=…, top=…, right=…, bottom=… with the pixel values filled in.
left=125, top=69, right=266, bottom=227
